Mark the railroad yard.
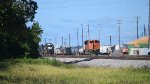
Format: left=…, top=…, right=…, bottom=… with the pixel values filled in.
left=1, top=0, right=150, bottom=84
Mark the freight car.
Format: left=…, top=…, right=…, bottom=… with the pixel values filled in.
left=61, top=46, right=72, bottom=55
left=84, top=40, right=100, bottom=55
left=54, top=45, right=72, bottom=55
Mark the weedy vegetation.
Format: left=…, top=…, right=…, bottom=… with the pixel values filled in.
left=0, top=58, right=150, bottom=84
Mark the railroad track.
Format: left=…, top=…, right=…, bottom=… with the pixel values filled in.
left=43, top=55, right=150, bottom=60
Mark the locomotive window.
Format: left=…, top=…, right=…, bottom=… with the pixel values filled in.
left=84, top=41, right=88, bottom=45
left=95, top=40, right=99, bottom=43
left=49, top=45, right=53, bottom=47
left=90, top=41, right=93, bottom=43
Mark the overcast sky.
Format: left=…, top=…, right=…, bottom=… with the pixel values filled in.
left=34, top=0, right=148, bottom=46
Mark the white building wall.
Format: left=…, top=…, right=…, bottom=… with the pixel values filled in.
left=129, top=48, right=150, bottom=55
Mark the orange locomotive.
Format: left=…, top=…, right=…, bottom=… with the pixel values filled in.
left=84, top=40, right=100, bottom=54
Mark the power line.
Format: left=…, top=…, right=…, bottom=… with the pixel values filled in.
left=39, top=0, right=136, bottom=9
left=37, top=0, right=137, bottom=9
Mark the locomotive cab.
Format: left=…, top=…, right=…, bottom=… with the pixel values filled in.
left=84, top=40, right=100, bottom=55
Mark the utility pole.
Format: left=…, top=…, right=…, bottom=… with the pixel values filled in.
left=81, top=24, right=84, bottom=47
left=148, top=0, right=150, bottom=49
left=110, top=35, right=112, bottom=46
left=149, top=25, right=150, bottom=49
left=144, top=24, right=146, bottom=36
left=69, top=34, right=70, bottom=46
left=117, top=20, right=122, bottom=49
left=87, top=24, right=90, bottom=40
left=62, top=37, right=63, bottom=47
left=77, top=28, right=79, bottom=54
left=136, top=16, right=139, bottom=39
left=98, top=24, right=101, bottom=53
left=44, top=38, right=47, bottom=45
left=147, top=25, right=149, bottom=36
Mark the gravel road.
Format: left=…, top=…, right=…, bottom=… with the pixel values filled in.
left=48, top=57, right=150, bottom=68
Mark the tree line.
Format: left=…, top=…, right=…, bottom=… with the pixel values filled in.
left=0, top=0, right=43, bottom=59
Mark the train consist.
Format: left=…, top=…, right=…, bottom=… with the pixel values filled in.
left=39, top=39, right=101, bottom=56
left=39, top=39, right=131, bottom=56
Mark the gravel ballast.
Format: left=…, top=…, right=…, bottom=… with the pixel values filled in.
left=75, top=59, right=150, bottom=68
left=48, top=57, right=150, bottom=68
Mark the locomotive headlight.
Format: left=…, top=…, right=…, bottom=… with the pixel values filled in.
left=48, top=47, right=52, bottom=49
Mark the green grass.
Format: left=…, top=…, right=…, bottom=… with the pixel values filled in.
left=0, top=58, right=150, bottom=84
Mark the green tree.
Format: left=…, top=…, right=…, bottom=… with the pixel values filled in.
left=28, top=22, right=43, bottom=58
left=0, top=0, right=40, bottom=59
